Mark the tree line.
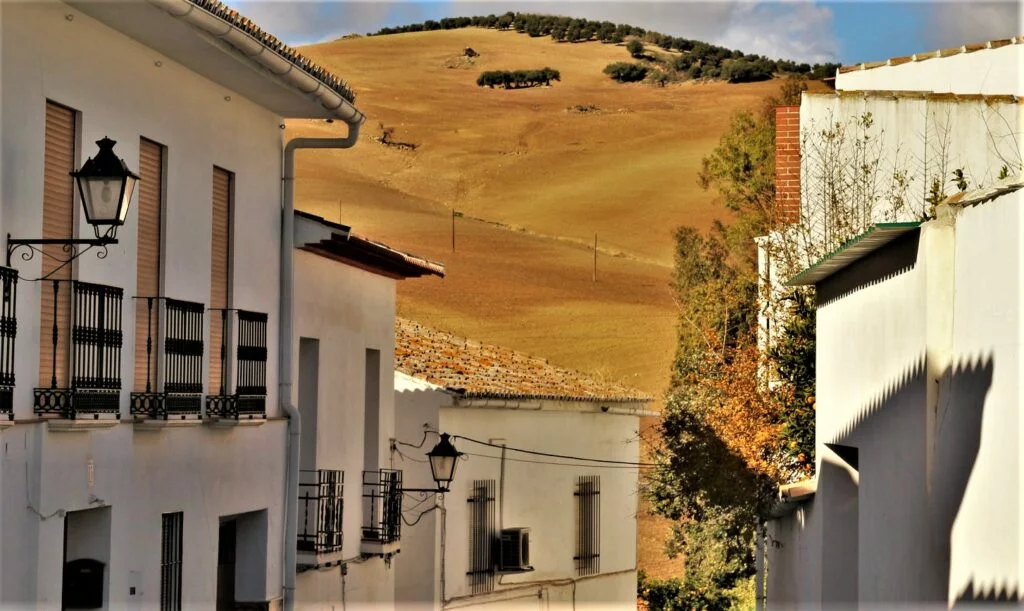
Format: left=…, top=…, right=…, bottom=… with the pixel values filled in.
left=370, top=13, right=840, bottom=82
left=476, top=68, right=561, bottom=89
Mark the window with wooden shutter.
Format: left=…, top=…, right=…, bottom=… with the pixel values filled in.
left=38, top=101, right=75, bottom=389
left=209, top=167, right=232, bottom=396
left=134, top=138, right=163, bottom=393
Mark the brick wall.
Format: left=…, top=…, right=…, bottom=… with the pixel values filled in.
left=775, top=106, right=800, bottom=224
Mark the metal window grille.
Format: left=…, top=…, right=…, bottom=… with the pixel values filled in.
left=206, top=309, right=267, bottom=419
left=298, top=469, right=344, bottom=554
left=361, top=469, right=402, bottom=544
left=0, top=267, right=17, bottom=419
left=35, top=280, right=123, bottom=418
left=574, top=475, right=601, bottom=576
left=160, top=512, right=183, bottom=611
left=467, top=479, right=496, bottom=593
left=131, top=297, right=205, bottom=419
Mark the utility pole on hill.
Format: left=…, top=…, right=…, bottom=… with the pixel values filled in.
left=452, top=209, right=456, bottom=252
left=593, top=233, right=598, bottom=282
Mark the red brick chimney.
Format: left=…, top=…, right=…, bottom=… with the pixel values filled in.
left=775, top=105, right=800, bottom=224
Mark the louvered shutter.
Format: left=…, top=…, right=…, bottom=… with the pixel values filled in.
left=38, top=101, right=75, bottom=389
left=134, top=138, right=163, bottom=391
left=209, top=167, right=232, bottom=394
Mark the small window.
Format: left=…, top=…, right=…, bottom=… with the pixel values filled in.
left=574, top=475, right=600, bottom=576
left=468, top=479, right=496, bottom=593
left=160, top=512, right=183, bottom=611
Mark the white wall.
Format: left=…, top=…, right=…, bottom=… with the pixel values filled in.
left=0, top=1, right=289, bottom=607
left=944, top=191, right=1021, bottom=602
left=293, top=249, right=400, bottom=610
left=799, top=92, right=1022, bottom=258
left=835, top=42, right=1023, bottom=95
left=1, top=0, right=283, bottom=415
left=393, top=385, right=643, bottom=610
left=393, top=375, right=446, bottom=611
left=770, top=191, right=1024, bottom=606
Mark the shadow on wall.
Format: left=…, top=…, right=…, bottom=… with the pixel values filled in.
left=955, top=578, right=1019, bottom=606
left=830, top=355, right=996, bottom=604
left=816, top=229, right=920, bottom=307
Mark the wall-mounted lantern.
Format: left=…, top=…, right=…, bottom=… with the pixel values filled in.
left=7, top=136, right=138, bottom=272
left=71, top=137, right=138, bottom=238
left=402, top=432, right=465, bottom=495
left=427, top=433, right=463, bottom=493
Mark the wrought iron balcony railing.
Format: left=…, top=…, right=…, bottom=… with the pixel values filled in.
left=298, top=469, right=344, bottom=555
left=0, top=267, right=17, bottom=420
left=206, top=309, right=268, bottom=420
left=130, top=297, right=205, bottom=420
left=34, top=280, right=123, bottom=419
left=361, top=469, right=402, bottom=544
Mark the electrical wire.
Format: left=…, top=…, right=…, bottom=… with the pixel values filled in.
left=402, top=505, right=437, bottom=527
left=453, top=434, right=657, bottom=467
left=395, top=429, right=437, bottom=449
left=463, top=451, right=647, bottom=469
left=393, top=446, right=428, bottom=464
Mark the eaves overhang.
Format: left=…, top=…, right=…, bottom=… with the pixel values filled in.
left=68, top=0, right=364, bottom=123
left=786, top=222, right=921, bottom=287
left=295, top=211, right=445, bottom=280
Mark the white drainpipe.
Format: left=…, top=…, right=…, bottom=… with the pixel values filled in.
left=280, top=126, right=363, bottom=611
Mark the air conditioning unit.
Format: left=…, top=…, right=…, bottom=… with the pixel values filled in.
left=498, top=527, right=533, bottom=572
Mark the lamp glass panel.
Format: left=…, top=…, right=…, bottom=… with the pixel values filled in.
left=430, top=454, right=457, bottom=484
left=83, top=176, right=123, bottom=223
left=118, top=176, right=137, bottom=223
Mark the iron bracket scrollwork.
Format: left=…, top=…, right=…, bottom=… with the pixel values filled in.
left=6, top=233, right=117, bottom=278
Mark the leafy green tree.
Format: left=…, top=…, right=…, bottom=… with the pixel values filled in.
left=626, top=39, right=645, bottom=58
left=603, top=62, right=648, bottom=82
left=770, top=290, right=816, bottom=474
left=645, top=77, right=814, bottom=607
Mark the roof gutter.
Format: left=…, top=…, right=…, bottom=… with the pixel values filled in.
left=278, top=122, right=364, bottom=611
left=145, top=0, right=365, bottom=123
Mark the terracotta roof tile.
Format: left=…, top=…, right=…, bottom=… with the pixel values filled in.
left=395, top=319, right=653, bottom=403
left=187, top=0, right=356, bottom=103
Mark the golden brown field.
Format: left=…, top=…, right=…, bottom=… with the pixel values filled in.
left=291, top=27, right=782, bottom=577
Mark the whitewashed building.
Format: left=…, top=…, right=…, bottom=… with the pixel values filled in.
left=391, top=319, right=654, bottom=611
left=761, top=37, right=1024, bottom=607
left=289, top=212, right=444, bottom=611
left=0, top=1, right=389, bottom=609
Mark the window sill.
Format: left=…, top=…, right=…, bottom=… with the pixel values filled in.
left=360, top=539, right=401, bottom=557
left=133, top=418, right=205, bottom=431
left=205, top=417, right=267, bottom=429
left=46, top=418, right=119, bottom=432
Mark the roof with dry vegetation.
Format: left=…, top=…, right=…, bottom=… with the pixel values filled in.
left=186, top=0, right=356, bottom=103
left=840, top=35, right=1023, bottom=74
left=395, top=319, right=653, bottom=403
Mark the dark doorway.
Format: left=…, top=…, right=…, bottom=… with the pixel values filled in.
left=216, top=519, right=236, bottom=611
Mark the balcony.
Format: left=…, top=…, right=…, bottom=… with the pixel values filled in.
left=0, top=267, right=17, bottom=424
left=297, top=469, right=344, bottom=567
left=34, top=281, right=123, bottom=424
left=131, top=297, right=205, bottom=423
left=206, top=309, right=268, bottom=422
left=361, top=469, right=402, bottom=556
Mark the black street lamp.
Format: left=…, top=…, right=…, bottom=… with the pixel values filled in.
left=71, top=137, right=139, bottom=238
left=7, top=136, right=138, bottom=272
left=401, top=432, right=464, bottom=495
left=427, top=433, right=463, bottom=493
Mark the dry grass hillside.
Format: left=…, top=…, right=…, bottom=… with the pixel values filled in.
left=289, top=27, right=783, bottom=578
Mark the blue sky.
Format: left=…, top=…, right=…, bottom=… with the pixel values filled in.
left=227, top=1, right=1021, bottom=64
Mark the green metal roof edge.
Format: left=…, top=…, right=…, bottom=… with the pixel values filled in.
left=786, top=222, right=922, bottom=287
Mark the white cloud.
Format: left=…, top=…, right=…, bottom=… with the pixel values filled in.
left=923, top=1, right=1021, bottom=49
